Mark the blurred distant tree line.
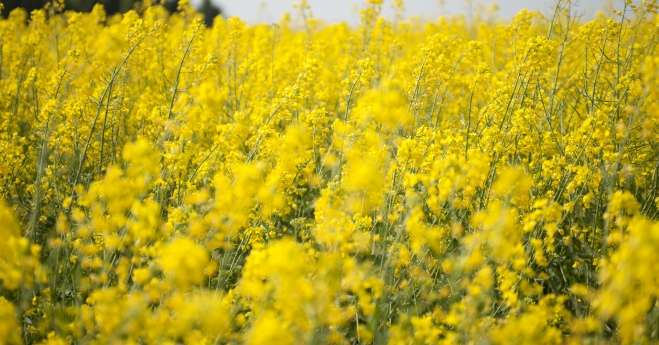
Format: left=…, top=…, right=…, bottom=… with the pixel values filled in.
left=0, top=0, right=222, bottom=26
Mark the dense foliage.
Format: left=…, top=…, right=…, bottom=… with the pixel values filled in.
left=0, top=0, right=657, bottom=344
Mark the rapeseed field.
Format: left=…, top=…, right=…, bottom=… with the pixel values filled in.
left=0, top=0, right=657, bottom=344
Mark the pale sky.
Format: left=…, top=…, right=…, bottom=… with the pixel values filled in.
left=210, top=0, right=625, bottom=24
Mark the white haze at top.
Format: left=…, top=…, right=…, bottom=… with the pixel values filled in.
left=204, top=0, right=627, bottom=24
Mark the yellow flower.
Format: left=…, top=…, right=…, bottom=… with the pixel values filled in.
left=247, top=311, right=295, bottom=345
left=0, top=297, right=21, bottom=345
left=159, top=237, right=209, bottom=288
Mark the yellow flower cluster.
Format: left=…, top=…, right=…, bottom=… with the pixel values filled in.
left=0, top=1, right=657, bottom=344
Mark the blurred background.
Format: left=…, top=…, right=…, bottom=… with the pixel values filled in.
left=1, top=0, right=629, bottom=24
left=218, top=0, right=625, bottom=24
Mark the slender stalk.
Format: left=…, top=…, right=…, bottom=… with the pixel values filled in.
left=167, top=24, right=200, bottom=120
left=464, top=90, right=474, bottom=160
left=69, top=41, right=142, bottom=207
left=98, top=67, right=115, bottom=174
